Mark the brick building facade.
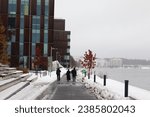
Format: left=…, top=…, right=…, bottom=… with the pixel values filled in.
left=0, top=0, right=71, bottom=69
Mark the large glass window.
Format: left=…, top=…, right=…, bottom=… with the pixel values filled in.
left=43, top=43, right=48, bottom=56
left=67, top=41, right=70, bottom=46
left=67, top=34, right=70, bottom=39
left=11, top=35, right=16, bottom=42
left=19, top=43, right=24, bottom=56
left=20, top=29, right=24, bottom=43
left=21, top=0, right=29, bottom=15
left=45, top=0, right=49, bottom=16
left=32, top=30, right=40, bottom=43
left=44, top=30, right=48, bottom=43
left=37, top=0, right=41, bottom=15
left=23, top=56, right=28, bottom=68
left=8, top=17, right=16, bottom=28
left=44, top=17, right=48, bottom=29
left=8, top=0, right=17, bottom=14
left=20, top=16, right=24, bottom=28
left=32, top=43, right=36, bottom=56
left=67, top=48, right=70, bottom=53
left=32, top=16, right=40, bottom=29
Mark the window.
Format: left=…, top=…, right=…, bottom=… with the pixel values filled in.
left=44, top=32, right=48, bottom=43
left=32, top=30, right=40, bottom=43
left=44, top=17, right=48, bottom=29
left=32, top=43, right=36, bottom=56
left=8, top=0, right=17, bottom=14
left=67, top=48, right=70, bottom=53
left=64, top=55, right=70, bottom=60
left=32, top=16, right=40, bottom=29
left=67, top=42, right=70, bottom=46
left=20, top=29, right=24, bottom=43
left=21, top=0, right=29, bottom=15
left=20, top=16, right=24, bottom=28
left=11, top=35, right=16, bottom=42
left=23, top=56, right=28, bottom=68
left=45, top=0, right=49, bottom=16
left=37, top=0, right=41, bottom=15
left=43, top=43, right=48, bottom=56
left=20, top=43, right=24, bottom=56
left=32, top=34, right=40, bottom=43
left=8, top=17, right=16, bottom=29
left=67, top=35, right=70, bottom=39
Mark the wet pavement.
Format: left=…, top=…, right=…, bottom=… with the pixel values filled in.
left=49, top=75, right=97, bottom=100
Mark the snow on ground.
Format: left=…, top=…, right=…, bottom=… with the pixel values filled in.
left=106, top=78, right=150, bottom=100
left=9, top=68, right=67, bottom=100
left=0, top=78, right=17, bottom=86
left=0, top=82, right=28, bottom=100
left=77, top=72, right=126, bottom=100
left=77, top=69, right=150, bottom=100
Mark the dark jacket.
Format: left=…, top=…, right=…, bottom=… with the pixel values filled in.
left=66, top=70, right=71, bottom=80
left=56, top=68, right=61, bottom=76
left=71, top=68, right=77, bottom=77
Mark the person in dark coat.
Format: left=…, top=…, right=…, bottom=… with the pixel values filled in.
left=71, top=67, right=77, bottom=82
left=56, top=68, right=61, bottom=81
left=66, top=69, right=71, bottom=82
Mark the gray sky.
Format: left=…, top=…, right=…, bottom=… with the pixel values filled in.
left=55, top=0, right=150, bottom=59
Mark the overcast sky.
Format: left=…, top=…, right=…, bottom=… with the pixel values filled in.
left=55, top=0, right=150, bottom=59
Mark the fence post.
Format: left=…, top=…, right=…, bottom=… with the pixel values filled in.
left=104, top=75, right=107, bottom=86
left=94, top=71, right=96, bottom=82
left=124, top=80, right=129, bottom=97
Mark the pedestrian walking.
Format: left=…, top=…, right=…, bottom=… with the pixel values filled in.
left=71, top=67, right=77, bottom=82
left=66, top=69, right=71, bottom=82
left=56, top=68, right=61, bottom=82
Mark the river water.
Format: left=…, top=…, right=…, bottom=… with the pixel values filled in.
left=96, top=67, right=150, bottom=91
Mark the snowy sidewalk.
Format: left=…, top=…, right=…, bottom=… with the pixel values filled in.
left=8, top=68, right=67, bottom=100
left=49, top=75, right=97, bottom=100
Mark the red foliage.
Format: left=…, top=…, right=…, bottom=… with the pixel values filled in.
left=80, top=50, right=96, bottom=72
left=36, top=45, right=42, bottom=57
left=33, top=45, right=42, bottom=68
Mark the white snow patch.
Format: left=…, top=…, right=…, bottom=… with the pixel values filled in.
left=9, top=68, right=67, bottom=100
left=0, top=82, right=28, bottom=100
left=78, top=69, right=150, bottom=100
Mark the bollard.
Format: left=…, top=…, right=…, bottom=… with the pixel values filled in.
left=124, top=80, right=129, bottom=97
left=88, top=73, right=90, bottom=79
left=104, top=75, right=107, bottom=86
left=94, top=74, right=96, bottom=82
